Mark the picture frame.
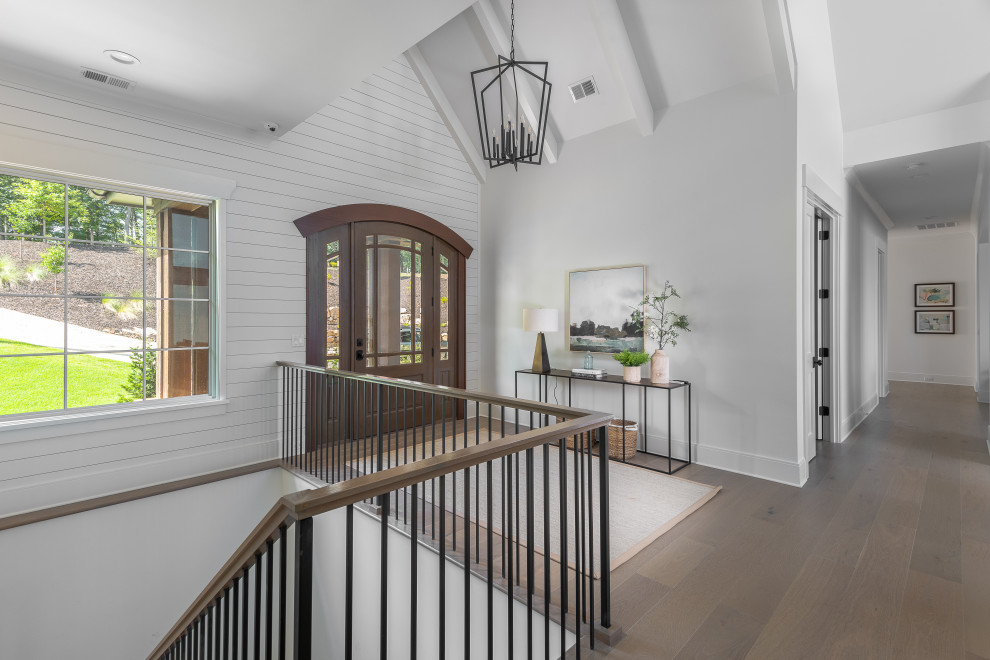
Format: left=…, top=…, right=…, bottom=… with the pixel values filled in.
left=915, top=310, right=955, bottom=334
left=566, top=265, right=645, bottom=353
left=915, top=282, right=954, bottom=307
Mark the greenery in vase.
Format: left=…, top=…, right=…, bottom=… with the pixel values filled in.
left=613, top=349, right=650, bottom=367
left=631, top=280, right=691, bottom=350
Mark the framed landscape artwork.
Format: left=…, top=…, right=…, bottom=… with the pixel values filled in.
left=915, top=282, right=954, bottom=307
left=916, top=310, right=955, bottom=334
left=567, top=265, right=645, bottom=353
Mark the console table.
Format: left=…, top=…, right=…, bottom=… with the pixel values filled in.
left=515, top=368, right=692, bottom=475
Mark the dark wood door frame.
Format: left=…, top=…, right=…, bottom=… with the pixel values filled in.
left=295, top=203, right=472, bottom=392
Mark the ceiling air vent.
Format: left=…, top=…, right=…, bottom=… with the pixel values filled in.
left=916, top=221, right=957, bottom=231
left=80, top=67, right=134, bottom=91
left=569, top=77, right=598, bottom=102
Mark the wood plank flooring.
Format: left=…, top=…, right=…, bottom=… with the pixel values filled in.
left=587, top=381, right=990, bottom=659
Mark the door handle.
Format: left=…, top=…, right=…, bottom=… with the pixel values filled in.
left=356, top=349, right=364, bottom=361
left=812, top=357, right=823, bottom=367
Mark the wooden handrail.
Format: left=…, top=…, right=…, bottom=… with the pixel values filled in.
left=276, top=361, right=595, bottom=420
left=147, top=408, right=612, bottom=660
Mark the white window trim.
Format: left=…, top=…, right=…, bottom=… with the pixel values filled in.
left=0, top=162, right=228, bottom=426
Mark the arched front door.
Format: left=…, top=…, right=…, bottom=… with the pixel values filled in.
left=295, top=204, right=472, bottom=390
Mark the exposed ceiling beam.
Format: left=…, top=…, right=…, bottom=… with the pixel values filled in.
left=847, top=170, right=896, bottom=231
left=405, top=46, right=487, bottom=184
left=471, top=0, right=560, bottom=163
left=585, top=0, right=653, bottom=136
left=762, top=0, right=795, bottom=94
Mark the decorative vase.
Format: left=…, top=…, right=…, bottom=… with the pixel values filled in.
left=623, top=365, right=641, bottom=383
left=651, top=349, right=670, bottom=384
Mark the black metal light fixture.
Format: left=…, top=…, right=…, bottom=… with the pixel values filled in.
left=470, top=0, right=551, bottom=170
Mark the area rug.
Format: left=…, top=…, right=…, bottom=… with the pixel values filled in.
left=355, top=445, right=720, bottom=577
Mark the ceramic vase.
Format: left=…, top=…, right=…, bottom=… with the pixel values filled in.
left=623, top=365, right=641, bottom=383
left=651, top=349, right=670, bottom=384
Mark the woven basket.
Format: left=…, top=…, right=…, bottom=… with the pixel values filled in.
left=607, top=419, right=638, bottom=460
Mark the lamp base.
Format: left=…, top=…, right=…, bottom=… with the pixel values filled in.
left=532, top=332, right=551, bottom=373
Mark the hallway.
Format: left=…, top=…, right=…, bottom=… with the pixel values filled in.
left=593, top=381, right=990, bottom=659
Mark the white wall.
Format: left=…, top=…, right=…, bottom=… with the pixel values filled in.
left=480, top=77, right=805, bottom=485
left=888, top=231, right=977, bottom=386
left=838, top=182, right=887, bottom=436
left=0, top=468, right=297, bottom=660
left=0, top=56, right=480, bottom=515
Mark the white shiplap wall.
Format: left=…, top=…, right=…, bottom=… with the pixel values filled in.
left=0, top=57, right=480, bottom=516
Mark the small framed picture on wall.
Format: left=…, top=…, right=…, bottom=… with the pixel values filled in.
left=915, top=310, right=955, bottom=334
left=915, top=282, right=954, bottom=307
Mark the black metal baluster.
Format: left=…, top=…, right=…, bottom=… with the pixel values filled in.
left=254, top=553, right=262, bottom=659
left=501, top=408, right=506, bottom=579
left=578, top=432, right=587, bottom=626
left=380, top=491, right=389, bottom=660
left=559, top=438, right=568, bottom=656
left=232, top=576, right=239, bottom=660
left=446, top=397, right=455, bottom=553
left=586, top=431, right=596, bottom=648
left=410, top=482, right=419, bottom=660
left=475, top=401, right=480, bottom=564
left=208, top=603, right=215, bottom=660
left=295, top=518, right=314, bottom=660
left=573, top=435, right=582, bottom=660
left=345, top=505, right=354, bottom=660
left=597, top=424, right=611, bottom=628
left=526, top=447, right=535, bottom=659
left=282, top=368, right=287, bottom=460
left=506, top=452, right=514, bottom=660
left=543, top=442, right=550, bottom=660
left=266, top=539, right=274, bottom=660
left=241, top=566, right=248, bottom=659
left=431, top=394, right=436, bottom=541
left=464, top=465, right=471, bottom=660
left=439, top=473, right=447, bottom=660
left=278, top=525, right=287, bottom=660
left=487, top=460, right=494, bottom=660
left=223, top=587, right=230, bottom=660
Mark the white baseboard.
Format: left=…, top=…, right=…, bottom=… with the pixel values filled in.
left=692, top=443, right=805, bottom=487
left=841, top=395, right=878, bottom=442
left=889, top=372, right=975, bottom=387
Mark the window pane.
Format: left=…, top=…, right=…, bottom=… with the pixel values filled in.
left=67, top=298, right=146, bottom=352
left=157, top=300, right=209, bottom=350
left=0, top=175, right=65, bottom=239
left=0, top=296, right=66, bottom=351
left=0, top=354, right=64, bottom=414
left=68, top=243, right=144, bottom=297
left=68, top=185, right=144, bottom=244
left=0, top=237, right=64, bottom=293
left=67, top=352, right=132, bottom=408
left=150, top=249, right=208, bottom=300
left=327, top=245, right=340, bottom=368
left=153, top=348, right=209, bottom=398
left=146, top=199, right=209, bottom=248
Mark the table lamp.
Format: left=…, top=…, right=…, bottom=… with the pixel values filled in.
left=523, top=308, right=558, bottom=373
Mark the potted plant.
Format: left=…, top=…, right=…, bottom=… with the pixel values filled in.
left=613, top=349, right=650, bottom=383
left=631, top=280, right=691, bottom=383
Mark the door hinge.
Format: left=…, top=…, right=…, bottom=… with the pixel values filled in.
left=818, top=347, right=829, bottom=358
left=818, top=406, right=830, bottom=416
left=819, top=230, right=830, bottom=240
left=818, top=289, right=829, bottom=299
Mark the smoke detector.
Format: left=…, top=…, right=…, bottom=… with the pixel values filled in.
left=568, top=77, right=598, bottom=102
left=79, top=67, right=134, bottom=91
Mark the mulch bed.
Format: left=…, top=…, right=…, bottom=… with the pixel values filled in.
left=0, top=240, right=158, bottom=335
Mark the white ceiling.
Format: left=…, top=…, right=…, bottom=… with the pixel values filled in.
left=828, top=0, right=990, bottom=131
left=0, top=0, right=473, bottom=140
left=416, top=0, right=775, bottom=148
left=852, top=143, right=982, bottom=232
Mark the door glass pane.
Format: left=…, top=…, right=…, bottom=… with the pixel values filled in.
left=365, top=237, right=419, bottom=367
left=439, top=258, right=449, bottom=358
left=379, top=235, right=411, bottom=248
left=326, top=241, right=340, bottom=369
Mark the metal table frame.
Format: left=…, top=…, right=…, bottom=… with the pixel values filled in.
left=514, top=368, right=692, bottom=475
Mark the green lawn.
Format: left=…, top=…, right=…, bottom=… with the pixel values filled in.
left=0, top=339, right=131, bottom=415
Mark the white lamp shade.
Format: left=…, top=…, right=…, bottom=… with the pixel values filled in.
left=523, top=308, right=558, bottom=332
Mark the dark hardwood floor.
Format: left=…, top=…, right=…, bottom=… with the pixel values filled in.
left=589, top=381, right=990, bottom=659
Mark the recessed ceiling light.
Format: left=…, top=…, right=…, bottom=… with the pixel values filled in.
left=104, top=50, right=139, bottom=65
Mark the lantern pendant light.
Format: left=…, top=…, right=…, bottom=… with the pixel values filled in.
left=470, top=0, right=552, bottom=170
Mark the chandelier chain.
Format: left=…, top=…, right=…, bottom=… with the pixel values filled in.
left=510, top=0, right=515, bottom=60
